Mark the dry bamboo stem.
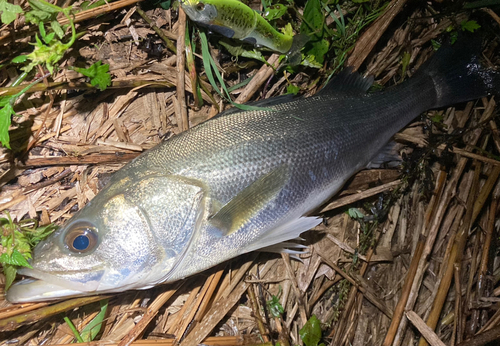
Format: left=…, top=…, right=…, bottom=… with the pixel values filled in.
left=247, top=285, right=270, bottom=343
left=176, top=7, right=189, bottom=132
left=347, top=0, right=408, bottom=70
left=235, top=55, right=279, bottom=103
left=457, top=324, right=500, bottom=346
left=0, top=296, right=107, bottom=331
left=393, top=98, right=497, bottom=346
left=321, top=179, right=401, bottom=213
left=117, top=287, right=178, bottom=346
left=383, top=171, right=447, bottom=346
left=419, top=163, right=500, bottom=346
left=406, top=311, right=446, bottom=346
left=46, top=336, right=255, bottom=346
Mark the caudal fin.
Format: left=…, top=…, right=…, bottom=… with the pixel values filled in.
left=418, top=35, right=499, bottom=108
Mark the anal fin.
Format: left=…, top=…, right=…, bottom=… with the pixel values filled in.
left=242, top=216, right=322, bottom=254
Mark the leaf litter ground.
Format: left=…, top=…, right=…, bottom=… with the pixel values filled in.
left=0, top=1, right=499, bottom=346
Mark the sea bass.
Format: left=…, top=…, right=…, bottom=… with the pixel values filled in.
left=7, top=38, right=498, bottom=302
left=180, top=0, right=308, bottom=63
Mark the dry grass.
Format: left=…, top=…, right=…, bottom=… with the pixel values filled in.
left=0, top=1, right=499, bottom=346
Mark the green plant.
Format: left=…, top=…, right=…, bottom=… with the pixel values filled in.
left=0, top=212, right=56, bottom=290
left=0, top=0, right=112, bottom=148
left=299, top=315, right=325, bottom=346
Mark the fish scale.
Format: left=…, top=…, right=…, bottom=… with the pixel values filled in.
left=6, top=37, right=499, bottom=302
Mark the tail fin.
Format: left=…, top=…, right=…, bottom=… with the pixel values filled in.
left=418, top=35, right=499, bottom=108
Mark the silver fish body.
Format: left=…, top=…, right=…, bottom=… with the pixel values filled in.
left=7, top=39, right=498, bottom=302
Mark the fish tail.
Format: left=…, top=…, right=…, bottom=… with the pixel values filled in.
left=417, top=34, right=499, bottom=108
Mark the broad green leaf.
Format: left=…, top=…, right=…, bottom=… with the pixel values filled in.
left=347, top=208, right=364, bottom=219
left=286, top=84, right=300, bottom=95
left=80, top=300, right=108, bottom=341
left=0, top=0, right=23, bottom=25
left=44, top=32, right=55, bottom=44
left=0, top=102, right=15, bottom=148
left=299, top=315, right=323, bottom=346
left=301, top=0, right=324, bottom=36
left=39, top=22, right=46, bottom=40
left=461, top=20, right=480, bottom=33
left=3, top=264, right=16, bottom=291
left=300, top=0, right=329, bottom=64
left=263, top=4, right=288, bottom=21
left=11, top=55, right=27, bottom=63
left=51, top=20, right=64, bottom=39
left=0, top=249, right=32, bottom=267
left=74, top=61, right=111, bottom=91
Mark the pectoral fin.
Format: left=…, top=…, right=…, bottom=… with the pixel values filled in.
left=209, top=166, right=289, bottom=236
left=207, top=24, right=235, bottom=38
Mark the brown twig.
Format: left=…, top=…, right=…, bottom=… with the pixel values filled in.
left=135, top=6, right=177, bottom=54
left=0, top=295, right=108, bottom=331
left=176, top=7, right=189, bottom=132
left=347, top=0, right=408, bottom=70
left=117, top=286, right=179, bottom=346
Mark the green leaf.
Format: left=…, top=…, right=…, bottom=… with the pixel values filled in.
left=267, top=295, right=284, bottom=318
left=44, top=32, right=55, bottom=44
left=431, top=40, right=441, bottom=51
left=301, top=0, right=324, bottom=35
left=0, top=102, right=15, bottom=148
left=3, top=264, right=16, bottom=291
left=0, top=249, right=32, bottom=267
left=39, top=22, right=47, bottom=40
left=461, top=20, right=480, bottom=33
left=300, top=0, right=329, bottom=64
left=80, top=300, right=108, bottom=341
left=74, top=61, right=111, bottom=91
left=299, top=315, right=323, bottom=346
left=51, top=20, right=64, bottom=39
left=0, top=0, right=23, bottom=25
left=347, top=208, right=364, bottom=219
left=12, top=55, right=28, bottom=63
left=263, top=4, right=288, bottom=21
left=26, top=0, right=64, bottom=24
left=286, top=84, right=300, bottom=95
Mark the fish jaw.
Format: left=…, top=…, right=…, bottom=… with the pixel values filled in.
left=6, top=266, right=106, bottom=302
left=7, top=278, right=88, bottom=303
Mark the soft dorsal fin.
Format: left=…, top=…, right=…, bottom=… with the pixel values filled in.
left=317, top=67, right=374, bottom=96
left=217, top=94, right=297, bottom=117
left=208, top=166, right=289, bottom=236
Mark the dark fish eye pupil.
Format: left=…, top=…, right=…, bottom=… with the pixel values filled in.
left=73, top=235, right=90, bottom=251
left=197, top=3, right=204, bottom=10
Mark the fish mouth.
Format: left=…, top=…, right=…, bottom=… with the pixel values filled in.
left=6, top=267, right=105, bottom=303
left=6, top=278, right=88, bottom=303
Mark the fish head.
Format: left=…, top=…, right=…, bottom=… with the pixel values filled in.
left=7, top=173, right=207, bottom=302
left=180, top=0, right=218, bottom=24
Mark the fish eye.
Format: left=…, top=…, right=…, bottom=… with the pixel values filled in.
left=196, top=2, right=204, bottom=10
left=64, top=222, right=98, bottom=254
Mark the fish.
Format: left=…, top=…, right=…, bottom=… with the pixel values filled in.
left=180, top=0, right=308, bottom=64
left=6, top=37, right=498, bottom=302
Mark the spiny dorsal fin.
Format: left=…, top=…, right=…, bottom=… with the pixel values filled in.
left=317, top=67, right=374, bottom=96
left=208, top=166, right=289, bottom=236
